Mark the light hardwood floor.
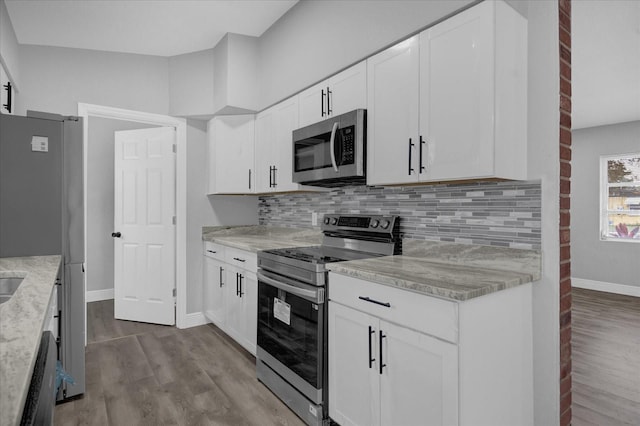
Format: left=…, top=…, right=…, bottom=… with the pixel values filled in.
left=572, top=288, right=640, bottom=426
left=54, top=300, right=304, bottom=426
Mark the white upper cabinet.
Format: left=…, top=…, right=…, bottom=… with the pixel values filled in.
left=366, top=36, right=421, bottom=186
left=255, top=97, right=301, bottom=193
left=298, top=61, right=367, bottom=127
left=208, top=115, right=255, bottom=194
left=367, top=1, right=527, bottom=186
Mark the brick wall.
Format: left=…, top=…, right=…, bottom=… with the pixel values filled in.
left=559, top=0, right=572, bottom=425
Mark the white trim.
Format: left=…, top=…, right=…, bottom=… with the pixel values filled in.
left=86, top=288, right=114, bottom=303
left=182, top=312, right=209, bottom=328
left=572, top=277, right=640, bottom=298
left=77, top=103, right=189, bottom=331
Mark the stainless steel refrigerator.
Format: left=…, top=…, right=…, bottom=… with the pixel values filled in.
left=0, top=111, right=85, bottom=401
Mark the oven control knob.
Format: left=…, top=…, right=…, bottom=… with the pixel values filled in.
left=380, top=220, right=390, bottom=229
left=331, top=217, right=338, bottom=225
left=324, top=217, right=330, bottom=225
left=370, top=220, right=379, bottom=228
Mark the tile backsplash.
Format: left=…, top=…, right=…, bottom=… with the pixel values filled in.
left=258, top=181, right=541, bottom=250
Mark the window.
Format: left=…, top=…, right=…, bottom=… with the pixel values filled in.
left=600, top=153, right=640, bottom=242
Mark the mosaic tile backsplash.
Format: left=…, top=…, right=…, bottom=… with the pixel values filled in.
left=258, top=181, right=541, bottom=250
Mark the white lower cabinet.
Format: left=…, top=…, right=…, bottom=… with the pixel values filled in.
left=203, top=242, right=257, bottom=355
left=328, top=272, right=534, bottom=426
left=329, top=302, right=458, bottom=426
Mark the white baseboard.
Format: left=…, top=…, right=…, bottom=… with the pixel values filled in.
left=572, top=278, right=640, bottom=297
left=86, top=288, right=114, bottom=302
left=180, top=312, right=208, bottom=329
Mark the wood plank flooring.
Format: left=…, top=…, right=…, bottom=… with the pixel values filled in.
left=572, top=288, right=640, bottom=426
left=55, top=300, right=304, bottom=426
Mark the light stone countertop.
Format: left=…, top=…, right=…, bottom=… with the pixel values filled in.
left=202, top=226, right=541, bottom=302
left=202, top=225, right=322, bottom=252
left=328, top=239, right=541, bottom=301
left=0, top=255, right=61, bottom=426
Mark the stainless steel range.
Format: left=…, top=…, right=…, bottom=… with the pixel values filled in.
left=256, top=214, right=400, bottom=426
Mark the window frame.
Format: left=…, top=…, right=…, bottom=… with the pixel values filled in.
left=599, top=152, right=640, bottom=243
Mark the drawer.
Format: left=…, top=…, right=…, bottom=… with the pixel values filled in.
left=225, top=247, right=258, bottom=273
left=329, top=272, right=459, bottom=343
left=203, top=241, right=225, bottom=261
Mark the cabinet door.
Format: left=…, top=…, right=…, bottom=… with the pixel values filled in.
left=212, top=115, right=255, bottom=193
left=225, top=266, right=257, bottom=355
left=203, top=255, right=226, bottom=328
left=327, top=61, right=367, bottom=118
left=254, top=108, right=275, bottom=193
left=379, top=321, right=458, bottom=426
left=329, top=302, right=379, bottom=426
left=366, top=36, right=420, bottom=186
left=419, top=3, right=494, bottom=181
left=298, top=81, right=327, bottom=128
left=272, top=97, right=300, bottom=192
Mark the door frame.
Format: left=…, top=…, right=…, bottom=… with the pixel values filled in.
left=78, top=103, right=189, bottom=332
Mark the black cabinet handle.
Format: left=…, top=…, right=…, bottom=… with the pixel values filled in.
left=327, top=86, right=332, bottom=115
left=379, top=330, right=387, bottom=375
left=206, top=250, right=216, bottom=254
left=273, top=167, right=277, bottom=187
left=233, top=257, right=246, bottom=263
left=408, top=138, right=415, bottom=175
left=111, top=232, right=122, bottom=238
left=238, top=274, right=244, bottom=297
left=219, top=267, right=224, bottom=287
left=269, top=166, right=274, bottom=188
left=321, top=89, right=326, bottom=117
left=3, top=81, right=12, bottom=113
left=249, top=169, right=252, bottom=190
left=358, top=296, right=391, bottom=308
left=236, top=273, right=240, bottom=296
left=368, top=326, right=375, bottom=369
left=419, top=135, right=426, bottom=173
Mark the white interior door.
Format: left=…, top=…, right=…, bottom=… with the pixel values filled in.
left=114, top=127, right=176, bottom=325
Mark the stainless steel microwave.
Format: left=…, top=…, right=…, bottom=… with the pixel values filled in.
left=292, top=109, right=366, bottom=187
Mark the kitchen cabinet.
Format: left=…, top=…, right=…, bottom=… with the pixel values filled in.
left=207, top=115, right=255, bottom=194
left=203, top=242, right=226, bottom=327
left=255, top=97, right=301, bottom=193
left=298, top=61, right=367, bottom=127
left=367, top=0, right=527, bottom=186
left=202, top=243, right=257, bottom=355
left=328, top=272, right=534, bottom=426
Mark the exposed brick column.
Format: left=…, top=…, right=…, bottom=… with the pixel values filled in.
left=559, top=1, right=572, bottom=425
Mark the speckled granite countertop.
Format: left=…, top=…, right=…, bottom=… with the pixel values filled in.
left=202, top=225, right=322, bottom=252
left=203, top=227, right=541, bottom=302
left=327, top=240, right=541, bottom=301
left=0, top=256, right=61, bottom=426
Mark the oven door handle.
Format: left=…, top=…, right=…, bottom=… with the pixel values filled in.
left=257, top=271, right=322, bottom=303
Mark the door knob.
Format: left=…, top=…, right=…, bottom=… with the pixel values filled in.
left=111, top=232, right=122, bottom=238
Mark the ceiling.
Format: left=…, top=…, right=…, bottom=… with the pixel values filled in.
left=4, top=0, right=639, bottom=130
left=4, top=0, right=297, bottom=57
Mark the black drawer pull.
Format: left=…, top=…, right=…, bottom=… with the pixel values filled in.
left=233, top=257, right=246, bottom=263
left=206, top=250, right=216, bottom=254
left=359, top=296, right=391, bottom=308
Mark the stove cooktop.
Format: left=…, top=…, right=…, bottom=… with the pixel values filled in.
left=261, top=245, right=382, bottom=265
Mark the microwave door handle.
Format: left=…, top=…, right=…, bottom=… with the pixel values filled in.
left=330, top=121, right=339, bottom=172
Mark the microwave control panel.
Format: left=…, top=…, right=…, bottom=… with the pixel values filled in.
left=340, top=126, right=355, bottom=165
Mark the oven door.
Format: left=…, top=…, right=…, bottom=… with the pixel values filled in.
left=256, top=270, right=325, bottom=404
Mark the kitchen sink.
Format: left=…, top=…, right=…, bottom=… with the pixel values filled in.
left=0, top=277, right=24, bottom=304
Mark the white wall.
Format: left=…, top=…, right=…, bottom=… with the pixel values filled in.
left=525, top=2, right=561, bottom=424
left=572, top=121, right=640, bottom=290
left=257, top=0, right=474, bottom=108
left=169, top=49, right=214, bottom=119
left=0, top=0, right=20, bottom=90
left=16, top=45, right=170, bottom=116
left=86, top=117, right=159, bottom=296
